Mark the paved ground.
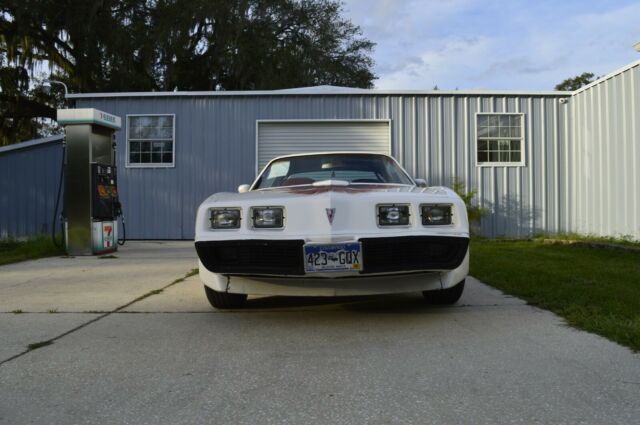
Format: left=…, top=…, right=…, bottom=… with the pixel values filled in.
left=0, top=241, right=638, bottom=424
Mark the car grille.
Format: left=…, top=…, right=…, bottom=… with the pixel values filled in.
left=195, top=239, right=306, bottom=275
left=359, top=236, right=469, bottom=274
left=197, top=236, right=468, bottom=276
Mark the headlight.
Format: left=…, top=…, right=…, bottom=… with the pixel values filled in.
left=252, top=207, right=284, bottom=228
left=210, top=208, right=241, bottom=229
left=377, top=204, right=410, bottom=226
left=421, top=204, right=452, bottom=225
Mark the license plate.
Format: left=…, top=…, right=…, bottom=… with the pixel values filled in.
left=303, top=242, right=362, bottom=273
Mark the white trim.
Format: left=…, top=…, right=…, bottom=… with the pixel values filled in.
left=57, top=108, right=121, bottom=129
left=66, top=89, right=573, bottom=99
left=572, top=59, right=640, bottom=95
left=254, top=119, right=393, bottom=175
left=125, top=114, right=176, bottom=169
left=254, top=120, right=260, bottom=178
left=474, top=112, right=526, bottom=168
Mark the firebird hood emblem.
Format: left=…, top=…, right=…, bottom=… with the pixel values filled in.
left=326, top=208, right=336, bottom=224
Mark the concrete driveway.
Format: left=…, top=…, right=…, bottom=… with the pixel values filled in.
left=0, top=241, right=638, bottom=424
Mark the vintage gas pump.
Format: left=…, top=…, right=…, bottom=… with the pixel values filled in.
left=57, top=108, right=122, bottom=255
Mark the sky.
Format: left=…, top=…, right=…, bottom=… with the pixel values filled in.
left=341, top=0, right=640, bottom=90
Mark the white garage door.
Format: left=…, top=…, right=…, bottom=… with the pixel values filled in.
left=257, top=120, right=391, bottom=171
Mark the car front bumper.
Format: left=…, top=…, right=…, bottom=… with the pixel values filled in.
left=195, top=235, right=470, bottom=296
left=199, top=263, right=468, bottom=296
left=194, top=235, right=469, bottom=276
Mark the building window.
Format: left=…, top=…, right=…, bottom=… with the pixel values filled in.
left=476, top=114, right=524, bottom=165
left=127, top=115, right=175, bottom=167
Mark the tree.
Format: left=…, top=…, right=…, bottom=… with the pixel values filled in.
left=149, top=0, right=376, bottom=90
left=554, top=72, right=596, bottom=91
left=1, top=0, right=158, bottom=145
left=0, top=0, right=375, bottom=145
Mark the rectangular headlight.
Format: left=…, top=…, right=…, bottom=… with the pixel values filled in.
left=210, top=208, right=241, bottom=229
left=377, top=204, right=410, bottom=226
left=421, top=204, right=452, bottom=225
left=252, top=207, right=284, bottom=228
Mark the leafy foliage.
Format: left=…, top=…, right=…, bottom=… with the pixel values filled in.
left=451, top=178, right=487, bottom=225
left=0, top=0, right=376, bottom=145
left=554, top=72, right=596, bottom=91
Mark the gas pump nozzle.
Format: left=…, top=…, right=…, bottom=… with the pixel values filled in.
left=114, top=200, right=123, bottom=217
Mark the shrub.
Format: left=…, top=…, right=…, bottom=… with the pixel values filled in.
left=451, top=178, right=488, bottom=225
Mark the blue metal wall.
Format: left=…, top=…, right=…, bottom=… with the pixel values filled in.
left=5, top=63, right=636, bottom=242
left=0, top=136, right=64, bottom=239
left=75, top=93, right=571, bottom=240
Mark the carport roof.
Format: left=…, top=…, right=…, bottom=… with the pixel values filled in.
left=0, top=134, right=64, bottom=155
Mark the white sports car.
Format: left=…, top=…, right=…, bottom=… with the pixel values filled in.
left=195, top=152, right=469, bottom=309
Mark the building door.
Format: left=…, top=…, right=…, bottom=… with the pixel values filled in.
left=256, top=120, right=391, bottom=171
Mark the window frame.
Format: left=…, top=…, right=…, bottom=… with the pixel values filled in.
left=126, top=114, right=176, bottom=168
left=475, top=112, right=525, bottom=167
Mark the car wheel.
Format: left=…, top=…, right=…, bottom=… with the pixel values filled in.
left=204, top=286, right=247, bottom=309
left=422, top=279, right=465, bottom=305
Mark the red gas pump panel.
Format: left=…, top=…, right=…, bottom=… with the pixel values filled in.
left=91, top=163, right=118, bottom=220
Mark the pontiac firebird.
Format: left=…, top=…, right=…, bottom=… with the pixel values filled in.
left=194, top=152, right=469, bottom=309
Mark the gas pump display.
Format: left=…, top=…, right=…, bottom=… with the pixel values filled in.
left=92, top=164, right=118, bottom=219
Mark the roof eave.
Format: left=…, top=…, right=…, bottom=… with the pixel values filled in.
left=0, top=134, right=64, bottom=155
left=66, top=89, right=573, bottom=99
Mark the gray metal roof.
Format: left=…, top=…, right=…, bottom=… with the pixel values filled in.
left=0, top=134, right=64, bottom=155
left=66, top=87, right=572, bottom=99
left=63, top=59, right=640, bottom=100
left=270, top=85, right=371, bottom=94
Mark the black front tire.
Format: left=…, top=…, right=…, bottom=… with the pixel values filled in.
left=204, top=286, right=247, bottom=309
left=422, top=279, right=465, bottom=305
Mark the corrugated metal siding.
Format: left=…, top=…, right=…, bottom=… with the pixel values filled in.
left=257, top=121, right=390, bottom=170
left=77, top=93, right=571, bottom=239
left=8, top=62, right=640, bottom=242
left=0, top=138, right=64, bottom=239
left=570, top=62, right=640, bottom=239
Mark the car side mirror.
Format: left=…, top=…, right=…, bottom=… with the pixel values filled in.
left=414, top=178, right=427, bottom=188
left=237, top=184, right=250, bottom=193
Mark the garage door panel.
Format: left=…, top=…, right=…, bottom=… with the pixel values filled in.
left=257, top=121, right=390, bottom=170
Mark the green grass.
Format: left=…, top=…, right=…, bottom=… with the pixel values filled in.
left=534, top=233, right=640, bottom=249
left=0, top=236, right=65, bottom=266
left=470, top=238, right=640, bottom=351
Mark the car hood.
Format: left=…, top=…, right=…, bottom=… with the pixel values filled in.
left=204, top=184, right=457, bottom=203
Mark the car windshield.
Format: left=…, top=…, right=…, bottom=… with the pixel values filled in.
left=253, top=153, right=414, bottom=189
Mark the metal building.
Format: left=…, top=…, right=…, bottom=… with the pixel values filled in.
left=570, top=61, right=640, bottom=239
left=0, top=135, right=65, bottom=239
left=1, top=60, right=638, bottom=240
